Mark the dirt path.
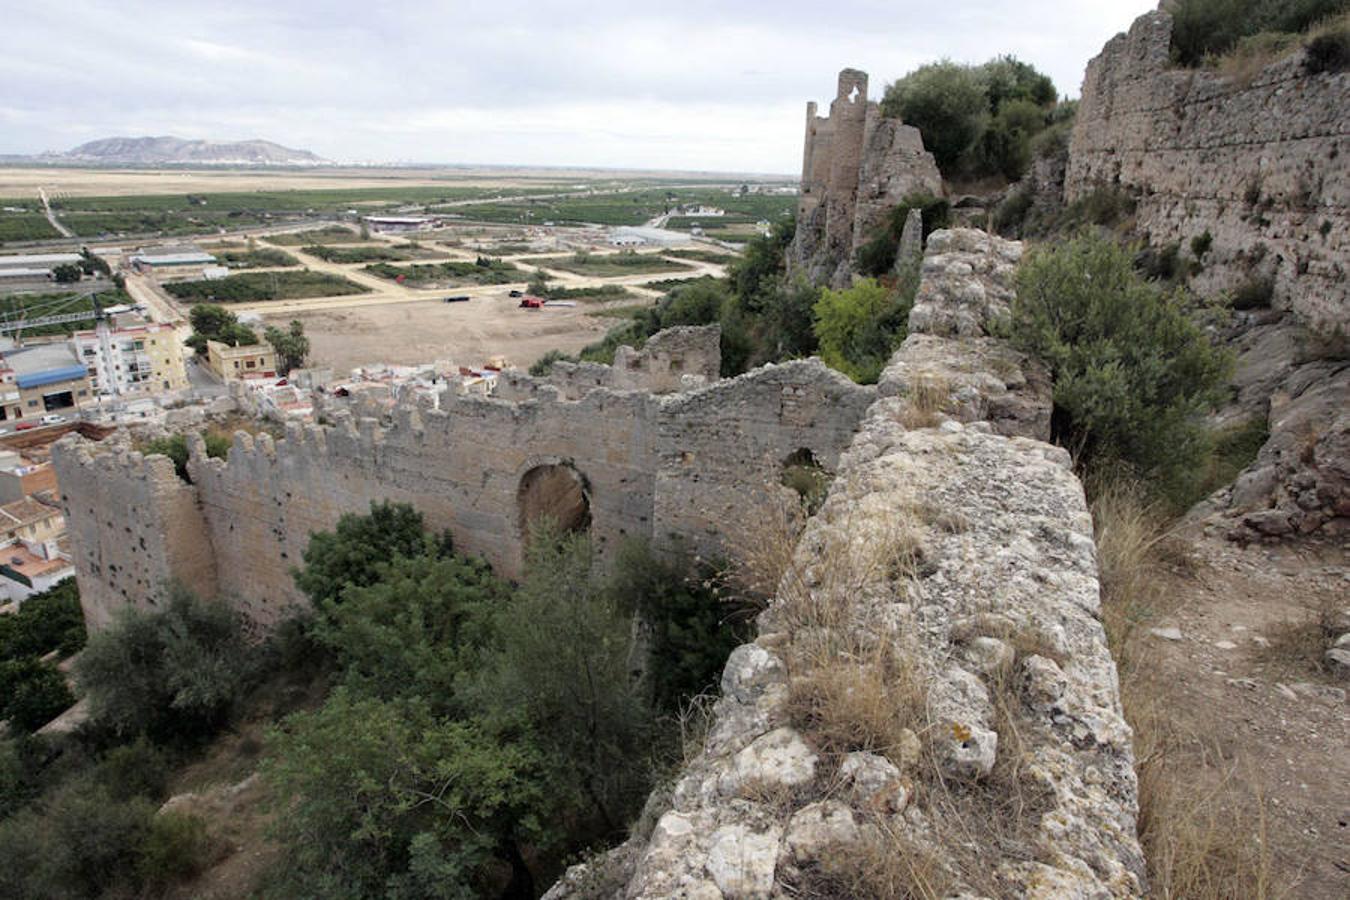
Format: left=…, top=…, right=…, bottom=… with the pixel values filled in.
left=1144, top=534, right=1349, bottom=896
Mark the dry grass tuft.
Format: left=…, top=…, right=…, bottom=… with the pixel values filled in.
left=789, top=822, right=956, bottom=900
left=897, top=374, right=950, bottom=430
left=786, top=639, right=927, bottom=760
left=1255, top=592, right=1342, bottom=679
left=1092, top=476, right=1285, bottom=899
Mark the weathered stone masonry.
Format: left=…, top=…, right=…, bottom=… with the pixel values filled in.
left=55, top=352, right=873, bottom=632
left=1068, top=9, right=1348, bottom=336
left=790, top=68, right=944, bottom=287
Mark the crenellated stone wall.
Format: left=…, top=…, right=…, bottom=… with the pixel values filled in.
left=547, top=231, right=1141, bottom=898
left=1067, top=9, right=1349, bottom=336
left=790, top=69, right=944, bottom=287
left=54, top=346, right=874, bottom=633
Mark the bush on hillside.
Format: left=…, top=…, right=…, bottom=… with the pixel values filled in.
left=75, top=587, right=259, bottom=744
left=143, top=430, right=231, bottom=483
left=1009, top=232, right=1233, bottom=506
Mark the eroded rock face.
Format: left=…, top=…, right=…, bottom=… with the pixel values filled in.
left=547, top=231, right=1143, bottom=898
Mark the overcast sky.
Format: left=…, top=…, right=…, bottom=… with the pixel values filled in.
left=2, top=0, right=1157, bottom=174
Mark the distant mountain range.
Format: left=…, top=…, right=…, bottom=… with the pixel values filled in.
left=16, top=136, right=330, bottom=167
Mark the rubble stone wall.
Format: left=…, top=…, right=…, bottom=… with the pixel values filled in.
left=1067, top=9, right=1349, bottom=335
left=54, top=351, right=872, bottom=632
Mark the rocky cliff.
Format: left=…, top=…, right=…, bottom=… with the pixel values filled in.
left=548, top=231, right=1144, bottom=899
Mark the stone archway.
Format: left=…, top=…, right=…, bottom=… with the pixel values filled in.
left=517, top=462, right=591, bottom=537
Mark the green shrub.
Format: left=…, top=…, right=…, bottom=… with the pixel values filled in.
left=1170, top=0, right=1350, bottom=66
left=881, top=61, right=990, bottom=172
left=137, top=810, right=213, bottom=887
left=608, top=541, right=749, bottom=713
left=1191, top=230, right=1214, bottom=258
left=0, top=579, right=84, bottom=659
left=142, top=430, right=231, bottom=482
left=855, top=195, right=951, bottom=276
left=0, top=657, right=73, bottom=733
left=75, top=587, right=259, bottom=744
left=93, top=738, right=171, bottom=801
left=814, top=278, right=914, bottom=384
left=1009, top=232, right=1232, bottom=506
left=1305, top=21, right=1350, bottom=72
left=529, top=349, right=573, bottom=376
left=45, top=782, right=157, bottom=896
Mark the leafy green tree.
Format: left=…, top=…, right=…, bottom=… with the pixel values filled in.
left=293, top=501, right=448, bottom=609
left=1009, top=232, right=1233, bottom=504
left=759, top=278, right=820, bottom=359
left=1170, top=0, right=1349, bottom=66
left=728, top=218, right=796, bottom=312
left=310, top=552, right=507, bottom=705
left=813, top=278, right=912, bottom=383
left=471, top=526, right=652, bottom=835
left=0, top=657, right=72, bottom=732
left=978, top=54, right=1058, bottom=110
left=52, top=263, right=83, bottom=283
left=0, top=579, right=84, bottom=659
left=263, top=691, right=550, bottom=898
left=186, top=303, right=257, bottom=355
left=610, top=541, right=747, bottom=713
left=75, top=587, right=258, bottom=744
left=264, top=319, right=310, bottom=375
left=881, top=61, right=990, bottom=172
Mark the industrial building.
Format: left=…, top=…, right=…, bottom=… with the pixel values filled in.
left=362, top=215, right=440, bottom=233
left=0, top=342, right=93, bottom=420
left=608, top=226, right=693, bottom=248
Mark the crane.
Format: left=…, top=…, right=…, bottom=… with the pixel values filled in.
left=0, top=292, right=145, bottom=342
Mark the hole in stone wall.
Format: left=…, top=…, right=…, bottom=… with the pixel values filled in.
left=848, top=84, right=860, bottom=103
left=518, top=463, right=592, bottom=537
left=781, top=448, right=832, bottom=515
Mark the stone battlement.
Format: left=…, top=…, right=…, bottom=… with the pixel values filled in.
left=55, top=346, right=874, bottom=632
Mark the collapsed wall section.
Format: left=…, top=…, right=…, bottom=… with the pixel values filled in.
left=549, top=231, right=1142, bottom=898
left=1067, top=10, right=1348, bottom=335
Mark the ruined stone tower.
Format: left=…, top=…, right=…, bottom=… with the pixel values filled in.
left=790, top=68, right=944, bottom=286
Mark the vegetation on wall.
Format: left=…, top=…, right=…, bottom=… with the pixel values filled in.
left=1169, top=0, right=1350, bottom=67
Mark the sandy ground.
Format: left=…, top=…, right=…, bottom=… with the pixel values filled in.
left=0, top=165, right=782, bottom=198
left=1144, top=534, right=1349, bottom=897
left=262, top=293, right=620, bottom=372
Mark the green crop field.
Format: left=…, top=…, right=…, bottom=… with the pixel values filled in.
left=0, top=214, right=62, bottom=243
left=266, top=226, right=364, bottom=245
left=525, top=251, right=693, bottom=278
left=164, top=270, right=369, bottom=303
left=541, top=285, right=635, bottom=303
left=212, top=247, right=300, bottom=269
left=301, top=244, right=439, bottom=264
left=364, top=259, right=520, bottom=287
left=665, top=248, right=739, bottom=263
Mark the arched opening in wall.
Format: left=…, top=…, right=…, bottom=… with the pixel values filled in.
left=780, top=448, right=831, bottom=515
left=518, top=463, right=591, bottom=540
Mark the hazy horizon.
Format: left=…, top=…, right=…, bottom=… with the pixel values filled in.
left=4, top=0, right=1158, bottom=172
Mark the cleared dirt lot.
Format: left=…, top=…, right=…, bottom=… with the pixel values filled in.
left=259, top=287, right=626, bottom=372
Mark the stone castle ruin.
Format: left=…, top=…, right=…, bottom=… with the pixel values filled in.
left=789, top=68, right=943, bottom=287
left=54, top=326, right=874, bottom=633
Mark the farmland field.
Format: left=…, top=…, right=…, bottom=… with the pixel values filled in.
left=364, top=259, right=520, bottom=287
left=164, top=270, right=369, bottom=302
left=302, top=244, right=441, bottom=264
left=525, top=252, right=693, bottom=277
left=209, top=246, right=300, bottom=268
left=0, top=213, right=61, bottom=243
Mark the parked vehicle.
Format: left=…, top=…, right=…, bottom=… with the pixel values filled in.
left=443, top=295, right=471, bottom=303
left=509, top=289, right=523, bottom=298
left=40, top=414, right=67, bottom=425
left=15, top=421, right=36, bottom=431
left=518, top=296, right=544, bottom=309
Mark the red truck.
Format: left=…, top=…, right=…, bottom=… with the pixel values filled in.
left=518, top=296, right=545, bottom=309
